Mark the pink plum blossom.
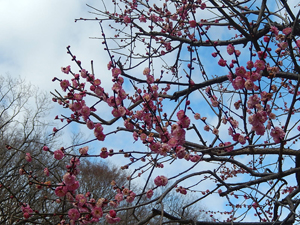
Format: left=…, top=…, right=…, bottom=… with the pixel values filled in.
left=146, top=189, right=153, bottom=198
left=126, top=192, right=136, bottom=203
left=146, top=75, right=154, bottom=84
left=107, top=61, right=113, bottom=70
left=109, top=201, right=118, bottom=208
left=263, top=36, right=270, bottom=42
left=100, top=148, right=109, bottom=158
left=190, top=154, right=201, bottom=162
left=270, top=127, right=285, bottom=143
left=270, top=26, right=279, bottom=35
left=60, top=80, right=70, bottom=92
left=112, top=106, right=126, bottom=118
left=189, top=20, right=197, bottom=28
left=55, top=185, right=68, bottom=197
left=212, top=128, right=219, bottom=135
left=21, top=204, right=33, bottom=214
left=115, top=193, right=123, bottom=203
left=80, top=69, right=87, bottom=78
left=79, top=146, right=89, bottom=155
left=210, top=96, right=218, bottom=107
left=81, top=106, right=91, bottom=117
left=257, top=51, right=267, bottom=59
left=139, top=15, right=146, bottom=22
left=211, top=52, right=217, bottom=57
left=54, top=149, right=64, bottom=160
left=61, top=65, right=70, bottom=74
left=76, top=194, right=87, bottom=206
left=232, top=76, right=245, bottom=90
left=246, top=60, right=254, bottom=70
left=177, top=186, right=187, bottom=195
left=92, top=207, right=103, bottom=219
left=283, top=27, right=292, bottom=35
left=95, top=132, right=106, bottom=141
left=227, top=44, right=235, bottom=55
left=200, top=2, right=206, bottom=9
left=177, top=110, right=185, bottom=120
left=123, top=16, right=131, bottom=24
left=150, top=142, right=161, bottom=153
left=112, top=68, right=121, bottom=78
left=204, top=125, right=210, bottom=131
left=235, top=66, right=246, bottom=77
left=224, top=142, right=234, bottom=152
left=238, top=135, right=246, bottom=145
left=143, top=67, right=150, bottom=76
left=250, top=72, right=261, bottom=81
left=176, top=146, right=186, bottom=159
left=63, top=173, right=76, bottom=186
left=94, top=123, right=103, bottom=134
left=124, top=119, right=134, bottom=130
left=105, top=210, right=121, bottom=224
left=68, top=208, right=80, bottom=221
left=218, top=58, right=227, bottom=67
left=67, top=181, right=80, bottom=191
left=154, top=175, right=168, bottom=186
left=178, top=116, right=190, bottom=128
left=254, top=60, right=265, bottom=71
left=235, top=50, right=241, bottom=56
left=247, top=94, right=260, bottom=108
left=244, top=79, right=254, bottom=90
left=279, top=42, right=288, bottom=49
left=86, top=119, right=95, bottom=129
left=229, top=118, right=239, bottom=128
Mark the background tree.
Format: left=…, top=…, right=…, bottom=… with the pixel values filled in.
left=79, top=159, right=211, bottom=224
left=17, top=0, right=300, bottom=224
left=0, top=75, right=70, bottom=224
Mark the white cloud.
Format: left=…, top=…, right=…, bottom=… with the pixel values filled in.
left=0, top=0, right=106, bottom=92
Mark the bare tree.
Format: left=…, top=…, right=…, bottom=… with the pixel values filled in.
left=0, top=75, right=68, bottom=224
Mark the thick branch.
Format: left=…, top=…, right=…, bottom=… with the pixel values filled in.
left=135, top=208, right=294, bottom=225
left=171, top=71, right=300, bottom=101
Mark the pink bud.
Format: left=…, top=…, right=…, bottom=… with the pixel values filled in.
left=25, top=153, right=32, bottom=162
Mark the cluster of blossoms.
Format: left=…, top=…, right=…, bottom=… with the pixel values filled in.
left=132, top=107, right=201, bottom=161
left=41, top=146, right=116, bottom=224
left=113, top=187, right=136, bottom=206
left=213, top=26, right=294, bottom=145
left=57, top=66, right=108, bottom=142
left=246, top=91, right=285, bottom=143
left=227, top=62, right=263, bottom=91
left=50, top=149, right=122, bottom=224
left=21, top=204, right=33, bottom=219
left=54, top=157, right=80, bottom=200
left=50, top=60, right=193, bottom=222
